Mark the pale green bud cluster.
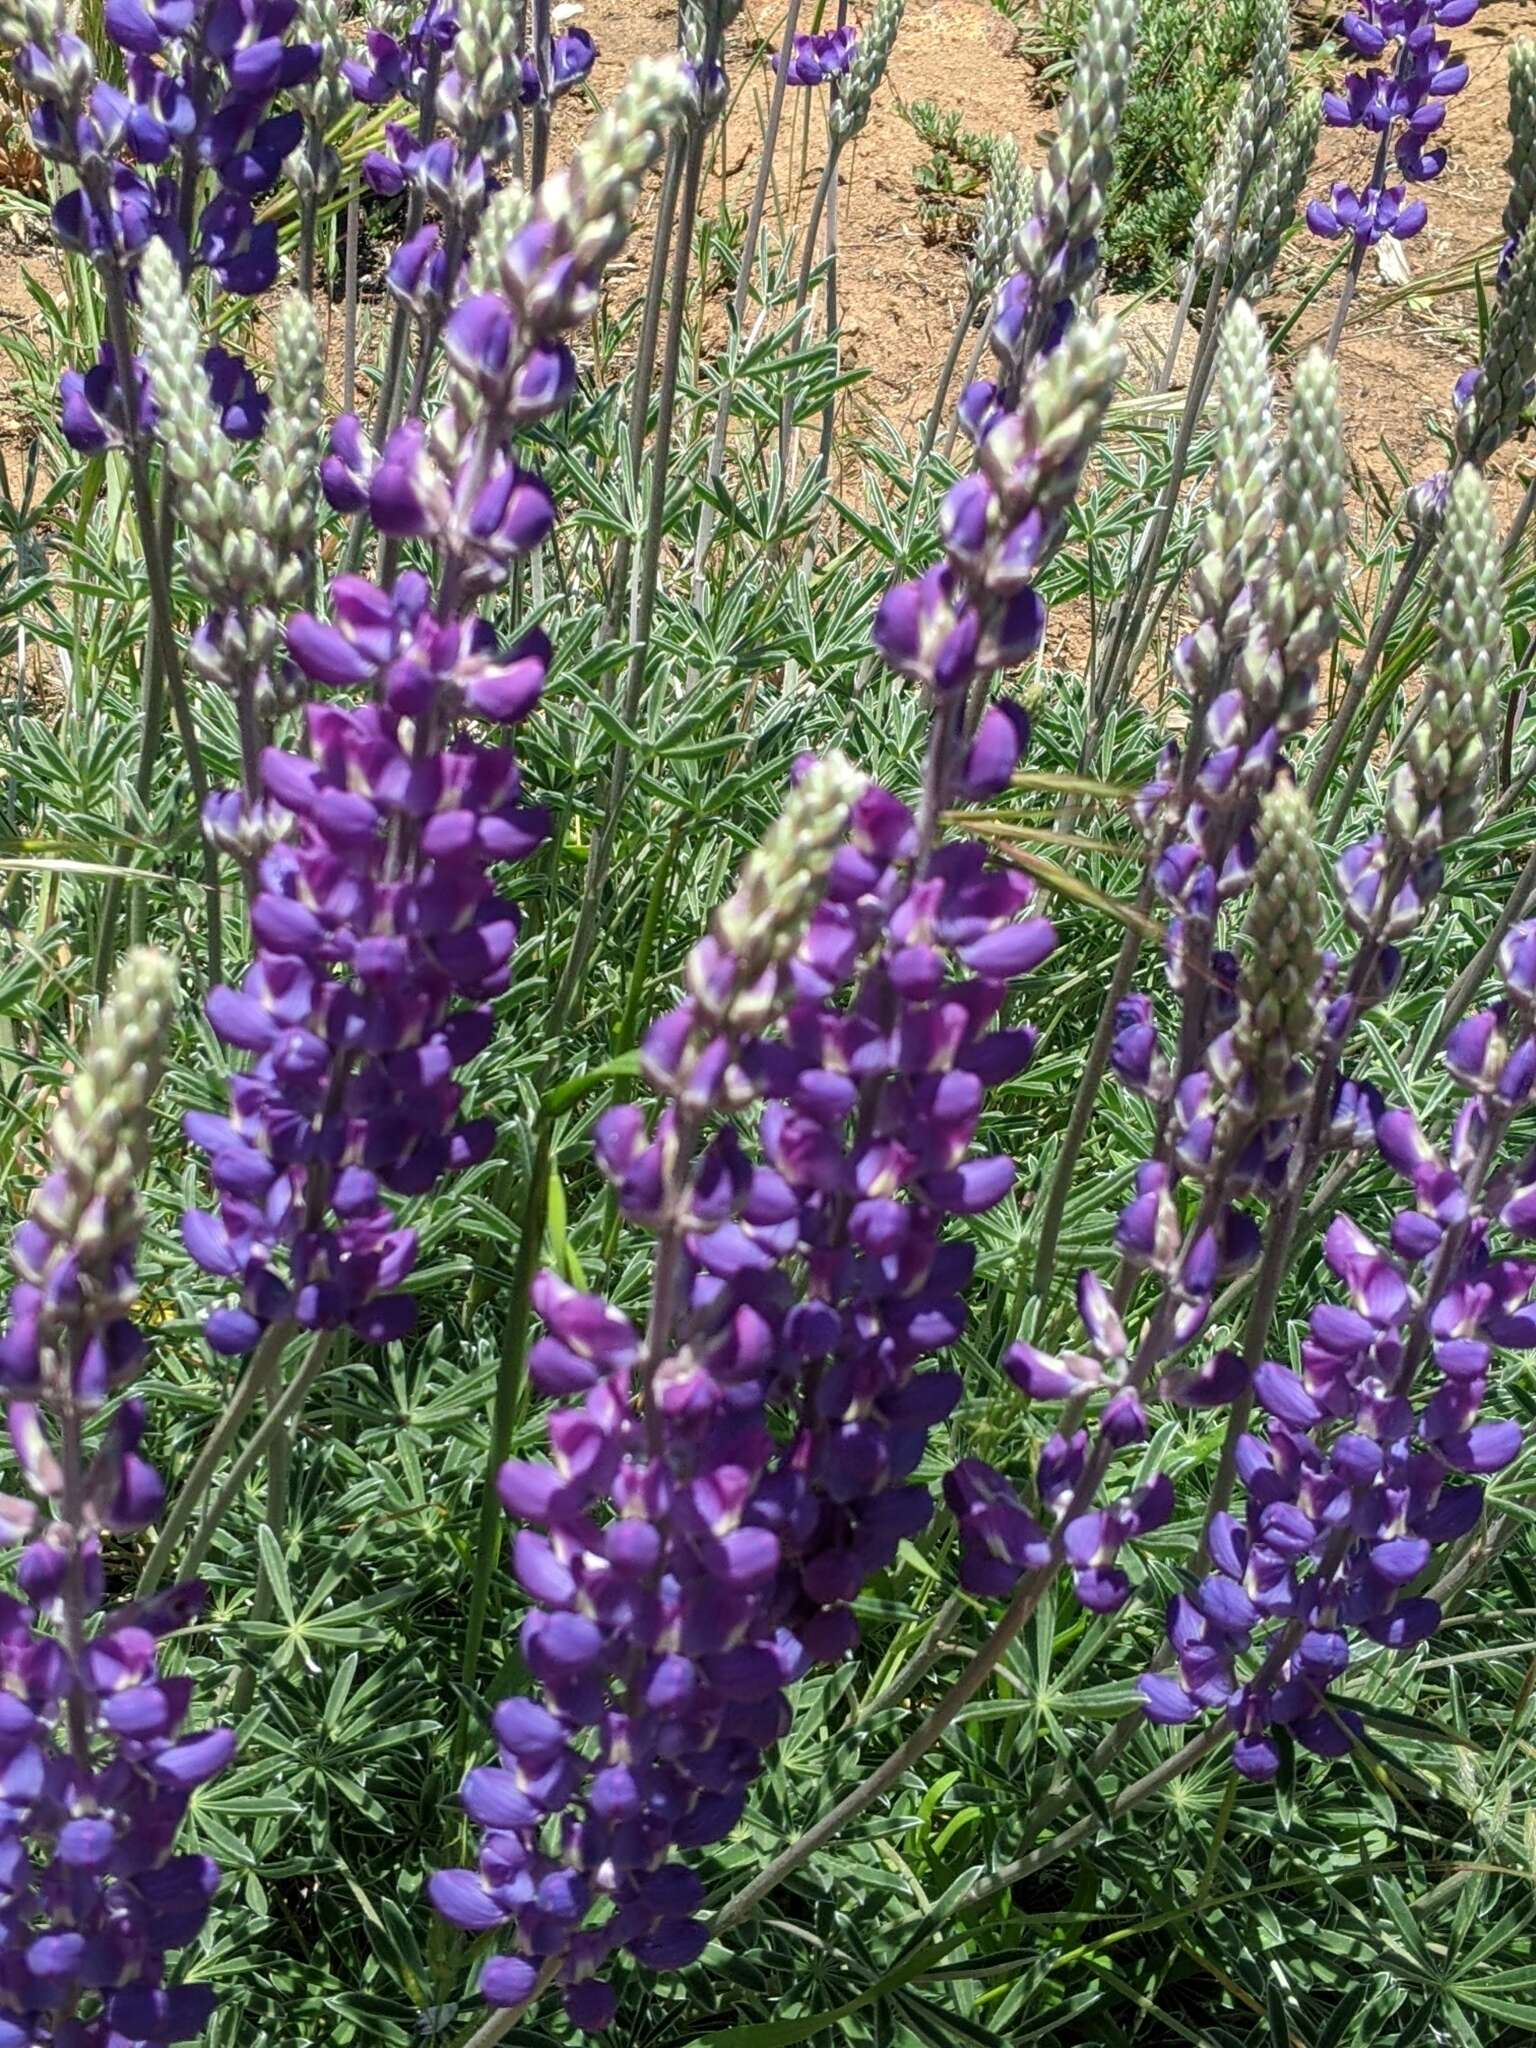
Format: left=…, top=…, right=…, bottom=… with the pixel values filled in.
left=1231, top=92, right=1320, bottom=297
left=1012, top=0, right=1139, bottom=354
left=139, top=244, right=322, bottom=715
left=0, top=0, right=90, bottom=103
left=448, top=0, right=524, bottom=137
left=990, top=312, right=1124, bottom=566
left=1240, top=0, right=1291, bottom=207
left=1389, top=467, right=1504, bottom=852
left=19, top=950, right=176, bottom=1348
left=1457, top=223, right=1536, bottom=464
left=1188, top=82, right=1255, bottom=269
left=136, top=240, right=246, bottom=606
left=498, top=55, right=695, bottom=331
left=1230, top=778, right=1322, bottom=1116
left=699, top=753, right=868, bottom=1031
left=968, top=139, right=1024, bottom=301
left=1504, top=40, right=1536, bottom=249
left=1244, top=348, right=1348, bottom=728
left=831, top=0, right=906, bottom=141
left=286, top=0, right=350, bottom=199
left=251, top=294, right=326, bottom=612
left=1172, top=301, right=1272, bottom=712
left=467, top=181, right=534, bottom=294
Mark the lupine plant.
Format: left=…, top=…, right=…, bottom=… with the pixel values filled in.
left=0, top=0, right=1534, bottom=2041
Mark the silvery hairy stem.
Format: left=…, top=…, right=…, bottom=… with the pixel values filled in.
left=552, top=116, right=710, bottom=1032
left=82, top=179, right=223, bottom=985
left=1303, top=537, right=1430, bottom=808
left=342, top=174, right=360, bottom=413
left=921, top=287, right=981, bottom=462
left=693, top=0, right=804, bottom=597
left=178, top=1329, right=336, bottom=1579
left=1428, top=842, right=1536, bottom=1058
left=777, top=136, right=844, bottom=473
left=602, top=135, right=685, bottom=647
left=1156, top=260, right=1202, bottom=396
left=1086, top=270, right=1227, bottom=735
left=1027, top=886, right=1152, bottom=1303
left=529, top=0, right=553, bottom=187
left=1089, top=0, right=1285, bottom=724
left=367, top=43, right=445, bottom=453
left=455, top=1959, right=561, bottom=2048
left=137, top=1317, right=294, bottom=1594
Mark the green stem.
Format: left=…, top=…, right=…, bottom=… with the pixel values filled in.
left=553, top=118, right=708, bottom=1030
left=179, top=1329, right=336, bottom=1582
left=456, top=1121, right=553, bottom=1709
left=136, top=1318, right=293, bottom=1595
left=778, top=138, right=843, bottom=472
left=691, top=0, right=804, bottom=597
left=1302, top=537, right=1429, bottom=809
left=96, top=245, right=222, bottom=984
left=231, top=1396, right=293, bottom=1716
left=1025, top=881, right=1151, bottom=1306
left=920, top=289, right=980, bottom=463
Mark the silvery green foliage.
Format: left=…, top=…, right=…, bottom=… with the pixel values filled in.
left=1456, top=223, right=1536, bottom=464
left=1504, top=39, right=1536, bottom=249
left=1228, top=778, right=1322, bottom=1119
left=1391, top=467, right=1505, bottom=852
left=1178, top=300, right=1274, bottom=691
left=830, top=0, right=905, bottom=140
left=1231, top=91, right=1321, bottom=297
left=1252, top=349, right=1348, bottom=687
left=968, top=138, right=1024, bottom=301
left=1013, top=0, right=1139, bottom=332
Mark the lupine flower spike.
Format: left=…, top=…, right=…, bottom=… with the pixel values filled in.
left=0, top=953, right=235, bottom=2044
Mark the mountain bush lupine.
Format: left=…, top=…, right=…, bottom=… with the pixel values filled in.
left=1307, top=0, right=1479, bottom=247
left=0, top=952, right=235, bottom=2046
left=1142, top=918, right=1535, bottom=1776
left=181, top=58, right=695, bottom=1360
left=434, top=284, right=1132, bottom=2026
left=1122, top=463, right=1513, bottom=1771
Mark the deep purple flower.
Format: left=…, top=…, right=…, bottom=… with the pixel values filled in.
left=773, top=26, right=857, bottom=87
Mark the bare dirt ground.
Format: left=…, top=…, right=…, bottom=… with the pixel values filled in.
left=580, top=0, right=1531, bottom=517
left=0, top=1, right=1527, bottom=537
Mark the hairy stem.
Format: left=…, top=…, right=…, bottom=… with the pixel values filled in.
left=136, top=1318, right=294, bottom=1595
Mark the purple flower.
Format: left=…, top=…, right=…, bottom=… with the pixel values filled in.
left=1147, top=928, right=1536, bottom=1771
left=0, top=954, right=231, bottom=2039
left=773, top=27, right=857, bottom=86
left=1309, top=0, right=1480, bottom=240
left=443, top=752, right=1058, bottom=2011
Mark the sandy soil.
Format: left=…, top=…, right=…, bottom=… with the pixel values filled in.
left=0, top=1, right=1527, bottom=524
